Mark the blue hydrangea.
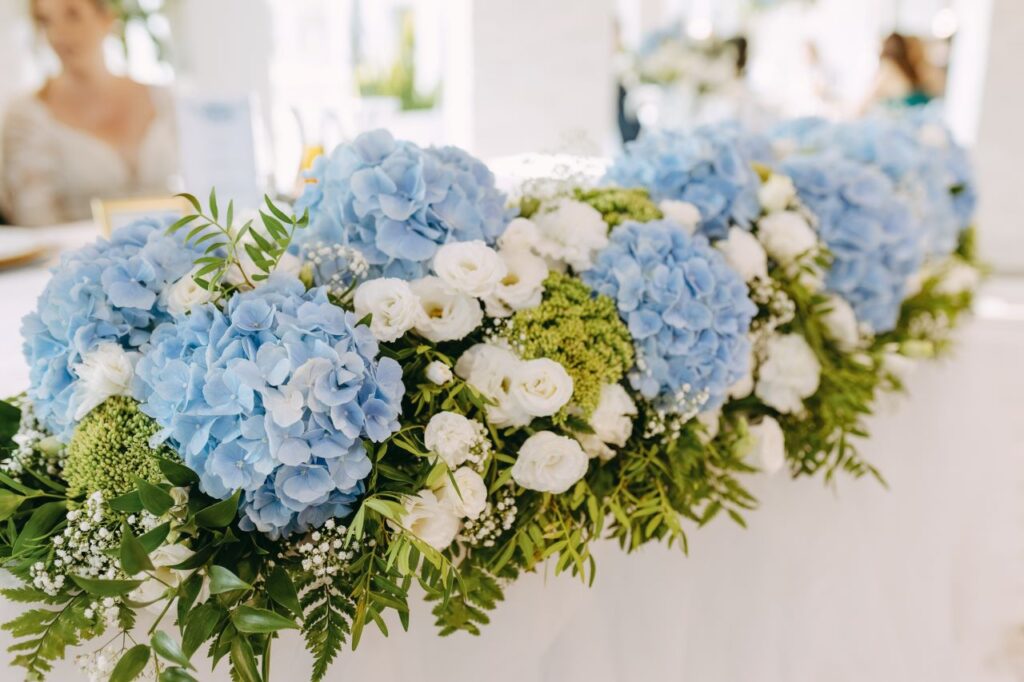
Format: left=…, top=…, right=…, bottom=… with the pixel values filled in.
left=582, top=219, right=756, bottom=412
left=295, top=129, right=513, bottom=280
left=132, top=274, right=404, bottom=538
left=904, top=107, right=977, bottom=233
left=604, top=126, right=761, bottom=240
left=21, top=219, right=199, bottom=440
left=780, top=154, right=925, bottom=333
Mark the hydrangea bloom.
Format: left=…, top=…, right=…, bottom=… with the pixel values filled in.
left=133, top=274, right=405, bottom=538
left=582, top=219, right=756, bottom=412
left=604, top=126, right=760, bottom=240
left=780, top=154, right=925, bottom=332
left=904, top=107, right=977, bottom=233
left=296, top=129, right=513, bottom=280
left=21, top=220, right=198, bottom=439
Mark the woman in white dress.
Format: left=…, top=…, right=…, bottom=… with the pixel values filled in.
left=1, top=0, right=177, bottom=226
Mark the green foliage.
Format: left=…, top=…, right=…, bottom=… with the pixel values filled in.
left=296, top=572, right=356, bottom=682
left=1, top=593, right=102, bottom=678
left=63, top=397, right=171, bottom=499
left=427, top=561, right=504, bottom=636
left=573, top=187, right=663, bottom=227
left=355, top=8, right=439, bottom=111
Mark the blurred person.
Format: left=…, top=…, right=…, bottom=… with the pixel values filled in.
left=1, top=0, right=176, bottom=226
left=861, top=32, right=936, bottom=113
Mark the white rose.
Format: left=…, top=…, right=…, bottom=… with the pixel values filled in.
left=393, top=490, right=462, bottom=550
left=757, top=211, right=818, bottom=265
left=498, top=217, right=541, bottom=253
left=437, top=467, right=488, bottom=519
left=455, top=344, right=531, bottom=428
left=716, top=227, right=768, bottom=282
left=353, top=278, right=423, bottom=342
left=161, top=269, right=213, bottom=315
left=746, top=417, right=786, bottom=474
left=425, top=360, right=454, bottom=385
left=935, top=261, right=980, bottom=296
left=509, top=358, right=574, bottom=418
left=821, top=294, right=861, bottom=351
left=411, top=276, right=484, bottom=342
left=758, top=174, right=796, bottom=213
left=532, top=199, right=609, bottom=272
left=483, top=250, right=548, bottom=318
left=589, top=383, right=636, bottom=448
left=130, top=544, right=198, bottom=605
left=424, top=411, right=480, bottom=468
left=659, top=200, right=701, bottom=234
left=432, top=240, right=507, bottom=298
left=755, top=334, right=821, bottom=414
left=512, top=431, right=589, bottom=494
left=72, top=343, right=139, bottom=420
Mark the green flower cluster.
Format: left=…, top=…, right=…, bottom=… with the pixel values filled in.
left=63, top=396, right=172, bottom=498
left=499, top=272, right=634, bottom=417
left=573, top=187, right=662, bottom=228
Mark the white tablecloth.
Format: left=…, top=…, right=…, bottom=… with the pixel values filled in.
left=1, top=241, right=1023, bottom=681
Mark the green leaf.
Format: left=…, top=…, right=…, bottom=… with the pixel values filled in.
left=166, top=214, right=199, bottom=235
left=136, top=478, right=174, bottom=516
left=226, top=200, right=234, bottom=229
left=109, top=490, right=143, bottom=513
left=151, top=631, right=193, bottom=669
left=120, top=524, right=154, bottom=575
left=138, top=522, right=171, bottom=553
left=159, top=668, right=198, bottom=682
left=266, top=566, right=302, bottom=619
left=176, top=573, right=204, bottom=626
left=70, top=575, right=143, bottom=596
left=208, top=565, right=251, bottom=594
left=158, top=459, right=200, bottom=487
left=229, top=637, right=261, bottom=682
left=110, top=644, right=150, bottom=682
left=0, top=490, right=25, bottom=521
left=195, top=490, right=240, bottom=528
left=260, top=212, right=287, bottom=241
left=248, top=227, right=274, bottom=253
left=265, top=195, right=291, bottom=222
left=208, top=188, right=219, bottom=221
left=231, top=605, right=299, bottom=633
left=12, top=501, right=65, bottom=554
left=181, top=602, right=222, bottom=657
left=176, top=192, right=201, bottom=213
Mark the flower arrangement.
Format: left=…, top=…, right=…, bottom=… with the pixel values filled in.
left=0, top=117, right=980, bottom=682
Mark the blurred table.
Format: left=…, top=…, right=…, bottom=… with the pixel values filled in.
left=1, top=231, right=1023, bottom=681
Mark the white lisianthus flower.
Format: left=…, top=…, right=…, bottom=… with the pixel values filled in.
left=72, top=343, right=139, bottom=420
left=935, top=261, right=980, bottom=296
left=512, top=431, right=589, bottom=494
left=424, top=411, right=480, bottom=468
left=509, top=358, right=574, bottom=418
left=755, top=334, right=821, bottom=414
left=716, top=227, right=769, bottom=282
left=531, top=198, right=609, bottom=272
left=484, top=250, right=548, bottom=318
left=498, top=217, right=541, bottom=254
left=432, top=240, right=508, bottom=298
left=455, top=344, right=531, bottom=427
left=659, top=200, right=701, bottom=234
left=746, top=417, right=786, bottom=474
left=758, top=174, right=797, bottom=213
left=130, top=544, right=198, bottom=605
left=757, top=211, right=818, bottom=265
left=411, top=276, right=484, bottom=342
left=353, top=278, right=423, bottom=342
left=821, top=294, right=861, bottom=351
left=161, top=269, right=213, bottom=315
left=425, top=361, right=454, bottom=385
left=437, top=467, right=488, bottom=519
left=393, top=490, right=461, bottom=550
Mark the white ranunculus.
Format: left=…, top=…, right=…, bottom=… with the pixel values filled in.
left=130, top=544, right=198, bottom=605
left=483, top=250, right=548, bottom=318
left=432, top=240, right=508, bottom=298
left=437, top=467, right=488, bottom=519
left=758, top=174, right=797, bottom=213
left=531, top=198, right=609, bottom=272
left=161, top=269, right=214, bottom=315
left=746, top=417, right=786, bottom=474
left=509, top=358, right=574, bottom=418
left=394, top=490, right=462, bottom=550
left=659, top=200, right=701, bottom=234
left=757, top=211, right=818, bottom=265
left=755, top=334, right=821, bottom=414
left=498, top=217, right=541, bottom=254
left=72, top=343, right=139, bottom=420
left=424, top=411, right=480, bottom=468
left=716, top=227, right=769, bottom=282
left=425, top=361, right=454, bottom=385
left=411, top=276, right=484, bottom=342
left=821, top=294, right=861, bottom=351
left=511, top=431, right=589, bottom=494
left=455, top=344, right=531, bottom=427
left=353, top=278, right=423, bottom=342
left=935, top=261, right=980, bottom=296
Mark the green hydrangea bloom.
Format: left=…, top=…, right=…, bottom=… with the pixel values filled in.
left=64, top=396, right=172, bottom=498
left=501, top=272, right=634, bottom=417
left=573, top=187, right=662, bottom=228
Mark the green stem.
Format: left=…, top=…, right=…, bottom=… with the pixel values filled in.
left=262, top=635, right=272, bottom=681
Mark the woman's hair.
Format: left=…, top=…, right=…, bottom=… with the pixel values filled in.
left=881, top=32, right=927, bottom=90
